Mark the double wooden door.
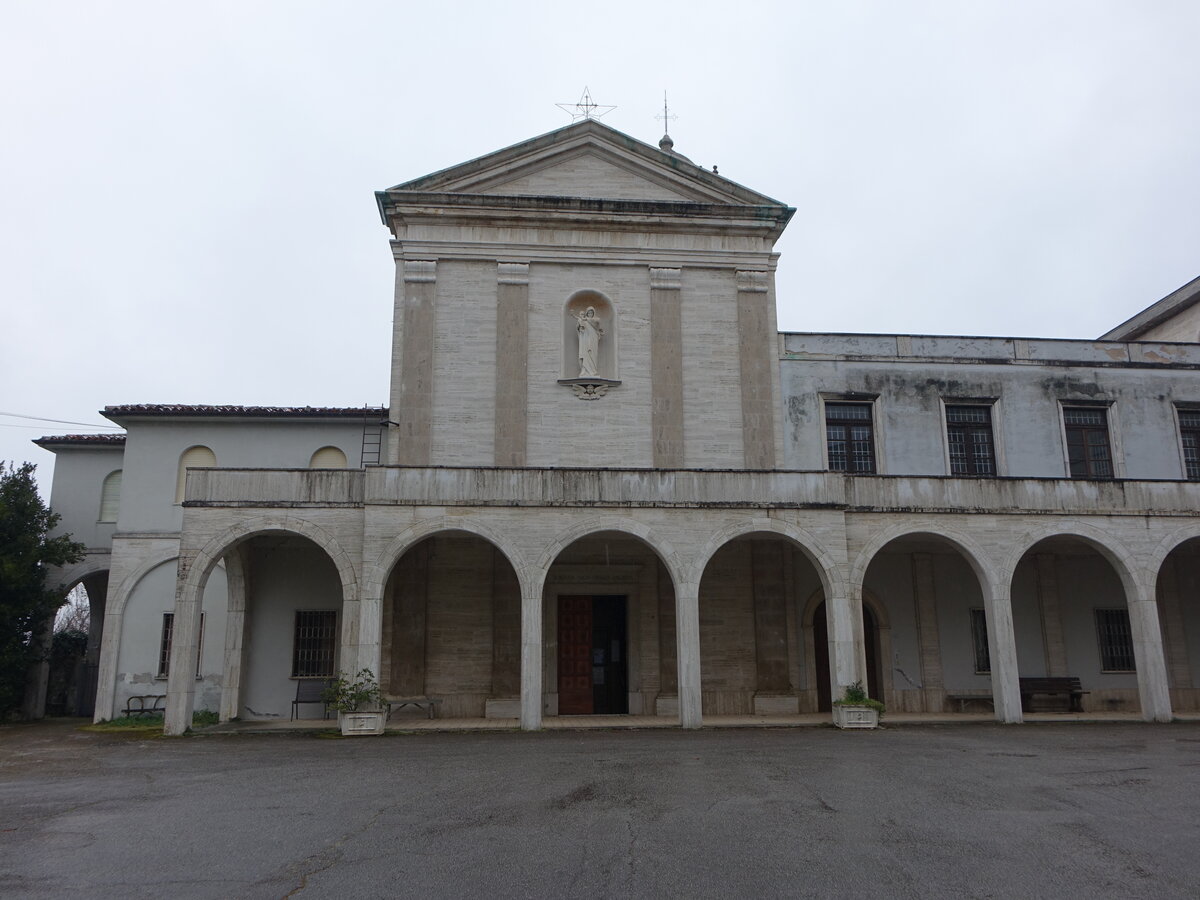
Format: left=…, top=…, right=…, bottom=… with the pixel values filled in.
left=557, top=595, right=628, bottom=715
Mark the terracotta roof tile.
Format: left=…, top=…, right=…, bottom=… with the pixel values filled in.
left=103, top=404, right=387, bottom=420
left=34, top=433, right=126, bottom=447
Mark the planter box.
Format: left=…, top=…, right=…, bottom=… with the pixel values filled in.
left=338, top=711, right=385, bottom=736
left=832, top=705, right=880, bottom=729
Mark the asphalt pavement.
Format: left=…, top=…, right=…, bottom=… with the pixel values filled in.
left=1, top=719, right=1198, bottom=898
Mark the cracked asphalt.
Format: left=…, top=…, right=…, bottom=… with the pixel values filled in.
left=1, top=720, right=1198, bottom=899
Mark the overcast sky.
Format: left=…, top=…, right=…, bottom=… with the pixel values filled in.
left=3, top=1, right=1198, bottom=493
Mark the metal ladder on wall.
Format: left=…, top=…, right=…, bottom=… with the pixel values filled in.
left=359, top=406, right=388, bottom=467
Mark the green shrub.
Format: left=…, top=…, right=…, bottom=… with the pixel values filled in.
left=832, top=680, right=885, bottom=714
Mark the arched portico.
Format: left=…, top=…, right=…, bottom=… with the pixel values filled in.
left=691, top=522, right=844, bottom=720
left=536, top=523, right=689, bottom=727
left=165, top=517, right=358, bottom=735
left=850, top=524, right=1021, bottom=722
left=1150, top=530, right=1200, bottom=712
left=1003, top=525, right=1171, bottom=722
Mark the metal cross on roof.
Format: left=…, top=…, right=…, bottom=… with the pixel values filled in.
left=556, top=87, right=615, bottom=121
left=655, top=91, right=677, bottom=135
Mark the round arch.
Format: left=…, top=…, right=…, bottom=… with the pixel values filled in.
left=52, top=558, right=113, bottom=598
left=999, top=522, right=1140, bottom=600
left=849, top=521, right=1000, bottom=595
left=1145, top=523, right=1200, bottom=588
left=531, top=516, right=685, bottom=597
left=365, top=516, right=529, bottom=599
left=182, top=514, right=358, bottom=605
left=686, top=518, right=843, bottom=598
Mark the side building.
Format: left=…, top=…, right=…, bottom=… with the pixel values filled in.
left=33, top=120, right=1200, bottom=731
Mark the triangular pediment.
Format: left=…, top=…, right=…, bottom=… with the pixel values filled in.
left=386, top=119, right=787, bottom=208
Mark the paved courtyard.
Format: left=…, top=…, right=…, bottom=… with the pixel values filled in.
left=1, top=719, right=1198, bottom=898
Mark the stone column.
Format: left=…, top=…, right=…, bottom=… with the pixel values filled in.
left=828, top=591, right=862, bottom=694
left=1155, top=558, right=1192, bottom=690
left=93, top=599, right=122, bottom=723
left=1035, top=554, right=1069, bottom=676
left=494, top=263, right=529, bottom=466
left=491, top=548, right=521, bottom=699
left=912, top=553, right=944, bottom=711
left=1127, top=578, right=1173, bottom=722
left=219, top=548, right=247, bottom=723
left=519, top=580, right=544, bottom=731
left=650, top=267, right=684, bottom=467
left=165, top=554, right=201, bottom=736
left=735, top=270, right=776, bottom=469
left=984, top=585, right=1022, bottom=723
left=391, top=259, right=437, bottom=465
left=675, top=579, right=702, bottom=728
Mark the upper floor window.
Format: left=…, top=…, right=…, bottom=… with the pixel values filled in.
left=1178, top=409, right=1200, bottom=480
left=98, top=469, right=122, bottom=523
left=176, top=445, right=216, bottom=504
left=825, top=402, right=876, bottom=474
left=945, top=405, right=996, bottom=476
left=309, top=446, right=348, bottom=469
left=1063, top=407, right=1113, bottom=479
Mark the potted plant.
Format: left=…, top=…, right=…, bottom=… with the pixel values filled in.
left=323, top=668, right=386, bottom=735
left=832, top=681, right=885, bottom=729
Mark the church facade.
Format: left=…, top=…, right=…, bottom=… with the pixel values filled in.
left=34, top=120, right=1200, bottom=732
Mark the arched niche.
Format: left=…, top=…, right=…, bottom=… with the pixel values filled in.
left=560, top=290, right=619, bottom=388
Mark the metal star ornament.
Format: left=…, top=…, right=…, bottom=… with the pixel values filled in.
left=556, top=87, right=616, bottom=121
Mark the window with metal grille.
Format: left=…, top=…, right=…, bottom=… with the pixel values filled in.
left=826, top=402, right=876, bottom=473
left=292, top=610, right=337, bottom=677
left=946, top=405, right=996, bottom=476
left=1063, top=407, right=1113, bottom=479
left=969, top=608, right=990, bottom=673
left=1179, top=409, right=1200, bottom=480
left=158, top=612, right=203, bottom=678
left=1095, top=608, right=1135, bottom=672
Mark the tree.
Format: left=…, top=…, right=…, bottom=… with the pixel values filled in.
left=0, top=462, right=85, bottom=718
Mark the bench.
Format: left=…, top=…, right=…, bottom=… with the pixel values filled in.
left=291, top=678, right=334, bottom=720
left=945, top=693, right=994, bottom=713
left=123, top=694, right=166, bottom=718
left=385, top=697, right=442, bottom=721
left=1019, top=677, right=1088, bottom=713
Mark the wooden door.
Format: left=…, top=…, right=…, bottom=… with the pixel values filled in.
left=558, top=596, right=593, bottom=715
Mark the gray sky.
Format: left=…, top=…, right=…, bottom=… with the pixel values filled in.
left=3, top=1, right=1198, bottom=493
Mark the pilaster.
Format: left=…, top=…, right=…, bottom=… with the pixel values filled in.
left=650, top=267, right=684, bottom=467
left=912, top=553, right=944, bottom=711
left=494, top=262, right=529, bottom=466
left=735, top=269, right=776, bottom=469
left=1035, top=554, right=1069, bottom=676
left=393, top=259, right=437, bottom=465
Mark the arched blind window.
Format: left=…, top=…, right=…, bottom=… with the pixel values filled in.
left=98, top=470, right=122, bottom=523
left=176, top=445, right=216, bottom=504
left=309, top=446, right=347, bottom=469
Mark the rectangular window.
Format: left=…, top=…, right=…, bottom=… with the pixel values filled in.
left=158, top=612, right=203, bottom=678
left=1179, top=409, right=1200, bottom=480
left=969, top=608, right=990, bottom=674
left=825, top=402, right=876, bottom=474
left=1095, top=608, right=1135, bottom=672
left=292, top=610, right=337, bottom=678
left=1063, top=407, right=1114, bottom=479
left=946, top=405, right=997, bottom=476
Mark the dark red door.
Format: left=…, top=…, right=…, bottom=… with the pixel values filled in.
left=558, top=596, right=593, bottom=715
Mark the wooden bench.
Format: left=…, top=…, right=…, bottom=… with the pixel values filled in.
left=123, top=694, right=166, bottom=718
left=1019, top=677, right=1088, bottom=713
left=385, top=697, right=442, bottom=721
left=945, top=693, right=994, bottom=713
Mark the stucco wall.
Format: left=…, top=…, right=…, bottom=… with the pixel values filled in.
left=43, top=446, right=125, bottom=551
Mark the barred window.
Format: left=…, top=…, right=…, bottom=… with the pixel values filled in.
left=292, top=610, right=337, bottom=677
left=159, top=612, right=203, bottom=678
left=1063, top=407, right=1113, bottom=479
left=969, top=608, right=990, bottom=674
left=1178, top=409, right=1200, bottom=480
left=1095, top=608, right=1135, bottom=672
left=826, top=402, right=876, bottom=474
left=946, top=405, right=996, bottom=476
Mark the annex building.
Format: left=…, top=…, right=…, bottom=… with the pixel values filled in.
left=32, top=119, right=1200, bottom=733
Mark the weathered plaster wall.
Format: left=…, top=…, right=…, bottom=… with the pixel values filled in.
left=43, top=446, right=125, bottom=551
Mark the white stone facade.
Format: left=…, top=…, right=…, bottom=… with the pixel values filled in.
left=32, top=120, right=1200, bottom=734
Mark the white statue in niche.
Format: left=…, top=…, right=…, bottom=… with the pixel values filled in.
left=574, top=306, right=605, bottom=377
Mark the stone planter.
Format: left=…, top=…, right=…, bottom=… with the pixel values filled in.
left=338, top=711, right=385, bottom=736
left=832, top=704, right=880, bottom=729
